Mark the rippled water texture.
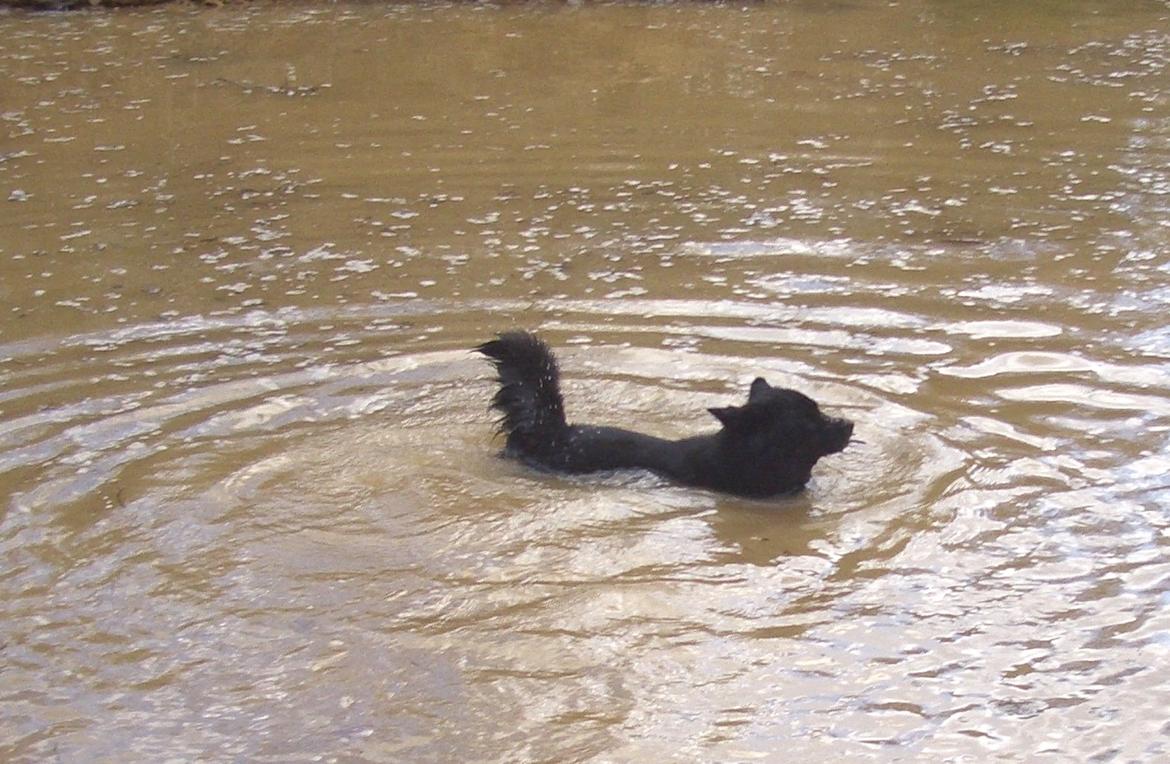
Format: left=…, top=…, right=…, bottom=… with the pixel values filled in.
left=2, top=1, right=1170, bottom=760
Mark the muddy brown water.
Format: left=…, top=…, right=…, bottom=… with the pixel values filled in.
left=2, top=1, right=1170, bottom=761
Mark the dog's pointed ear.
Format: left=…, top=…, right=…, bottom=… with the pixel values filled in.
left=748, top=377, right=772, bottom=403
left=709, top=405, right=743, bottom=429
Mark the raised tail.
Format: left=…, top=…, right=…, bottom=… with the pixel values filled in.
left=477, top=331, right=569, bottom=458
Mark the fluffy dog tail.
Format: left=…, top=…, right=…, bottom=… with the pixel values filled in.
left=477, top=331, right=568, bottom=457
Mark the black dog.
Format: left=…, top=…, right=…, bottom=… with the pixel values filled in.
left=477, top=332, right=853, bottom=497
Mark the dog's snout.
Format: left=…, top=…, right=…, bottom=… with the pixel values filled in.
left=824, top=416, right=853, bottom=454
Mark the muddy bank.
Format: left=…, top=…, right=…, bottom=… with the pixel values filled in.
left=3, top=0, right=216, bottom=9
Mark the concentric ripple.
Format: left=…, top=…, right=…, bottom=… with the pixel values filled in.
left=3, top=272, right=1168, bottom=759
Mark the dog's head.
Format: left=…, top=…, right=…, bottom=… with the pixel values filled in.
left=708, top=377, right=853, bottom=495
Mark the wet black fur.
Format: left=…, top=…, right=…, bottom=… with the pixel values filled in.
left=477, top=332, right=853, bottom=498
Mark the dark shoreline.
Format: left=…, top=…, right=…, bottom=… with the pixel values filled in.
left=3, top=0, right=225, bottom=9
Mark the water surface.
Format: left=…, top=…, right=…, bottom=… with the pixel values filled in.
left=2, top=1, right=1170, bottom=761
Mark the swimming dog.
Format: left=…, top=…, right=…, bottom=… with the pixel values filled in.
left=478, top=332, right=853, bottom=497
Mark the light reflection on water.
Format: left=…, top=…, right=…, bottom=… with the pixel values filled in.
left=2, top=1, right=1170, bottom=761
